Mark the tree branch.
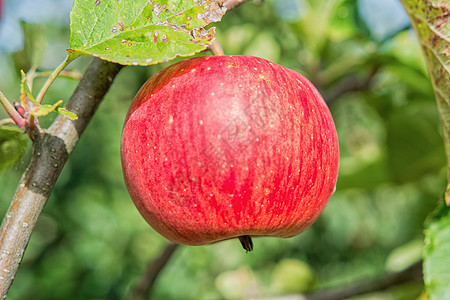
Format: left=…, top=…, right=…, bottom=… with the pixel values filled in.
left=323, top=66, right=380, bottom=104
left=129, top=243, right=179, bottom=300
left=0, top=58, right=123, bottom=299
left=305, top=261, right=422, bottom=300
left=256, top=261, right=422, bottom=300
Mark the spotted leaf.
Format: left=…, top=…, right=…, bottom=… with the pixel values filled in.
left=68, top=0, right=227, bottom=65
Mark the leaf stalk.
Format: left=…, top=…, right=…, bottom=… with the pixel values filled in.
left=35, top=54, right=76, bottom=104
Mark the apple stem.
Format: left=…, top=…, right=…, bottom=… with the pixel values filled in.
left=208, top=40, right=225, bottom=56
left=239, top=235, right=253, bottom=252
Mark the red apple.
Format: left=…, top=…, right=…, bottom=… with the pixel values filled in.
left=121, top=55, right=339, bottom=251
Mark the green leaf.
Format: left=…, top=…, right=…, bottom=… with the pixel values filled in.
left=55, top=107, right=78, bottom=121
left=19, top=71, right=78, bottom=120
left=28, top=100, right=78, bottom=121
left=0, top=126, right=27, bottom=171
left=68, top=0, right=227, bottom=66
left=28, top=100, right=63, bottom=117
left=400, top=0, right=450, bottom=204
left=28, top=104, right=55, bottom=117
left=13, top=21, right=47, bottom=72
left=20, top=70, right=38, bottom=108
left=424, top=204, right=450, bottom=300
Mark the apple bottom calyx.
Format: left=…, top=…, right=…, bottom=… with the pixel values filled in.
left=239, top=235, right=254, bottom=252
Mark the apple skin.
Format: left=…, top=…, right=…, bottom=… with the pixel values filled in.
left=121, top=55, right=339, bottom=247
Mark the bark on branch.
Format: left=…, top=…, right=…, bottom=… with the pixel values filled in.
left=0, top=58, right=123, bottom=299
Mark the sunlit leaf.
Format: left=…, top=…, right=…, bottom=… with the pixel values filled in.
left=28, top=100, right=78, bottom=121
left=0, top=126, right=27, bottom=171
left=55, top=107, right=78, bottom=120
left=28, top=100, right=63, bottom=117
left=424, top=204, right=450, bottom=299
left=19, top=71, right=78, bottom=120
left=68, top=0, right=227, bottom=66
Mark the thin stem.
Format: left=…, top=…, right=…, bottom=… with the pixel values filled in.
left=208, top=40, right=225, bottom=56
left=0, top=90, right=26, bottom=128
left=324, top=65, right=380, bottom=104
left=130, top=243, right=179, bottom=300
left=26, top=69, right=36, bottom=91
left=305, top=261, right=422, bottom=300
left=34, top=70, right=82, bottom=81
left=34, top=55, right=75, bottom=104
left=223, top=0, right=247, bottom=10
left=0, top=119, right=16, bottom=126
left=255, top=261, right=422, bottom=300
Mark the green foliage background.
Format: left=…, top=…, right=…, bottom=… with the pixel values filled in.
left=0, top=0, right=446, bottom=299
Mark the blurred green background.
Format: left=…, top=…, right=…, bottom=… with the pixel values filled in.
left=0, top=0, right=446, bottom=299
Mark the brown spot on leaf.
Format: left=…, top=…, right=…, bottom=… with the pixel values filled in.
left=196, top=2, right=227, bottom=23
